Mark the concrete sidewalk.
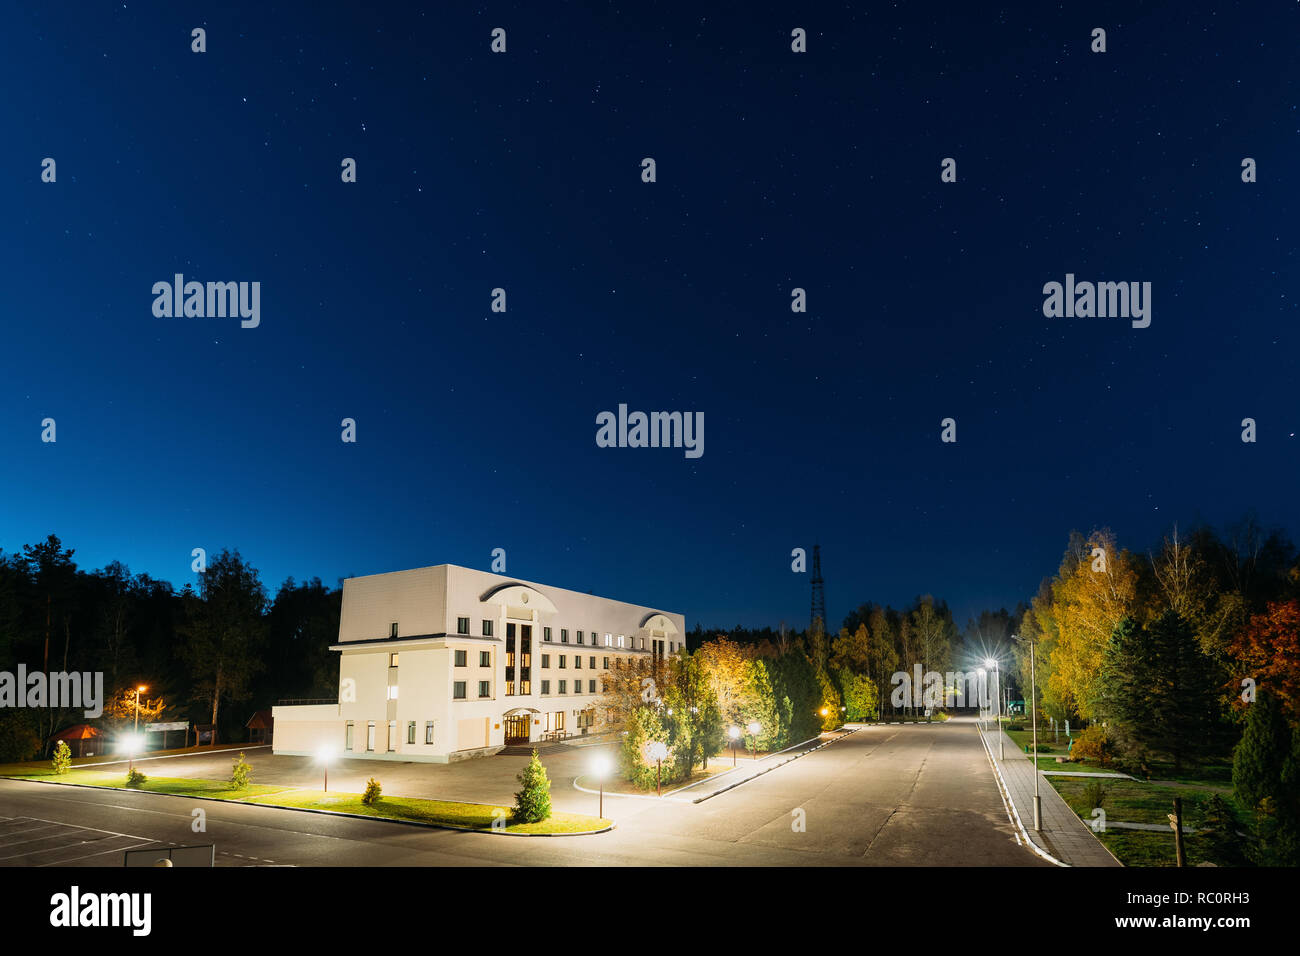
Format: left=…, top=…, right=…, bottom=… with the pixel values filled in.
left=978, top=724, right=1121, bottom=867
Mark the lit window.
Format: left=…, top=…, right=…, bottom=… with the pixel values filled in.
left=387, top=685, right=398, bottom=700
left=389, top=652, right=400, bottom=666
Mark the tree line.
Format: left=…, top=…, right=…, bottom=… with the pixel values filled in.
left=0, top=535, right=340, bottom=760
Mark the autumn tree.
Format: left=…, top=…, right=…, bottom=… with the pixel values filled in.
left=1228, top=599, right=1300, bottom=723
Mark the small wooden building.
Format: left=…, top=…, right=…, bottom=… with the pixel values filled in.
left=246, top=710, right=274, bottom=744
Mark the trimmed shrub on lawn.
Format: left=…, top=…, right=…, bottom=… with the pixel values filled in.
left=230, top=752, right=253, bottom=790
left=362, top=777, right=382, bottom=805
left=51, top=740, right=72, bottom=774
left=1070, top=724, right=1118, bottom=766
left=1082, top=778, right=1109, bottom=811
left=513, top=751, right=552, bottom=823
left=125, top=768, right=147, bottom=787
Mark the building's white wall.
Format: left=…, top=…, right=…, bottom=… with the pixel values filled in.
left=285, top=563, right=685, bottom=763
left=271, top=704, right=342, bottom=756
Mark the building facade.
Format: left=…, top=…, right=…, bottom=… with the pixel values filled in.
left=273, top=565, right=685, bottom=762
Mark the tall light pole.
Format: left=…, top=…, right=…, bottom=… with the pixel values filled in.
left=317, top=747, right=333, bottom=792
left=985, top=658, right=1003, bottom=760
left=728, top=726, right=740, bottom=766
left=1012, top=634, right=1042, bottom=831
left=134, top=685, right=147, bottom=734
left=747, top=721, right=761, bottom=762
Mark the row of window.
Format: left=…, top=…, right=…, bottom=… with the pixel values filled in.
left=345, top=719, right=436, bottom=752
left=390, top=618, right=678, bottom=655
left=538, top=679, right=600, bottom=695
left=451, top=681, right=494, bottom=699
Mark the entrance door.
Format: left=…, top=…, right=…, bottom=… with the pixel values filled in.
left=503, top=714, right=530, bottom=745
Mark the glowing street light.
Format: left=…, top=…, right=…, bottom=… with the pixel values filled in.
left=122, top=733, right=144, bottom=775
left=592, top=754, right=611, bottom=818
left=747, top=721, right=761, bottom=762
left=728, top=725, right=740, bottom=766
left=646, top=741, right=669, bottom=797
left=317, top=746, right=334, bottom=792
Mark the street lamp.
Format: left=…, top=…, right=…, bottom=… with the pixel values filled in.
left=134, top=685, right=148, bottom=734
left=1012, top=634, right=1041, bottom=831
left=123, top=733, right=143, bottom=775
left=592, top=754, right=611, bottom=818
left=646, top=741, right=669, bottom=797
left=317, top=746, right=333, bottom=792
left=747, top=721, right=761, bottom=762
left=985, top=656, right=1003, bottom=759
left=728, top=725, right=740, bottom=766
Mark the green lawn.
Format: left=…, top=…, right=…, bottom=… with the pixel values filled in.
left=244, top=789, right=611, bottom=834
left=2, top=768, right=611, bottom=835
left=7, top=767, right=291, bottom=800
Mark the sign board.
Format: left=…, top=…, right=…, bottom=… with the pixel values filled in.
left=145, top=722, right=188, bottom=732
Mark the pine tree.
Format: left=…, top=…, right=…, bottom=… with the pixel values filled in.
left=513, top=750, right=552, bottom=823
left=1232, top=691, right=1300, bottom=865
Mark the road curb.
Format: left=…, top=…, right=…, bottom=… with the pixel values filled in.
left=689, top=728, right=858, bottom=804
left=974, top=727, right=1069, bottom=867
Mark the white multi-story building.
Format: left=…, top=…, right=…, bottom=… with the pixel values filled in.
left=273, top=565, right=685, bottom=762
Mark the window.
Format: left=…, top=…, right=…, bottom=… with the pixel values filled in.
left=544, top=626, right=552, bottom=642
left=589, top=656, right=596, bottom=669
left=559, top=680, right=567, bottom=694
left=425, top=721, right=434, bottom=745
left=480, top=650, right=491, bottom=667
left=639, top=637, right=645, bottom=650
left=407, top=721, right=416, bottom=744
left=482, top=619, right=493, bottom=637
left=506, top=681, right=514, bottom=696
left=520, top=680, right=530, bottom=694
left=575, top=656, right=582, bottom=669
left=617, top=635, right=625, bottom=648
left=388, top=721, right=396, bottom=752
left=541, top=654, right=550, bottom=668
left=345, top=721, right=354, bottom=751
left=576, top=630, right=584, bottom=645
left=574, top=681, right=582, bottom=694
left=457, top=617, right=470, bottom=634
left=589, top=680, right=597, bottom=694
left=366, top=721, right=375, bottom=751
left=601, top=681, right=607, bottom=693
left=554, top=711, right=565, bottom=731
left=390, top=622, right=399, bottom=639
left=453, top=681, right=466, bottom=699
left=541, top=680, right=551, bottom=695
left=387, top=684, right=399, bottom=700
left=602, top=657, right=609, bottom=669
left=389, top=652, right=400, bottom=666
left=604, top=633, right=612, bottom=647
left=561, top=628, right=568, bottom=643
left=559, top=655, right=566, bottom=668
left=478, top=681, right=490, bottom=698
left=455, top=649, right=467, bottom=666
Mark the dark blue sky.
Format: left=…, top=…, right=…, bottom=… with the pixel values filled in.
left=2, top=1, right=1296, bottom=630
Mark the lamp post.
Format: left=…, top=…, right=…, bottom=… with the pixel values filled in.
left=1012, top=634, right=1041, bottom=831
left=647, top=741, right=669, bottom=797
left=747, top=721, right=761, bottom=762
left=317, top=747, right=333, bottom=793
left=124, top=733, right=142, bottom=775
left=985, top=657, right=1003, bottom=760
left=728, top=725, right=740, bottom=766
left=976, top=668, right=986, bottom=728
left=134, top=685, right=147, bottom=734
left=592, top=754, right=610, bottom=818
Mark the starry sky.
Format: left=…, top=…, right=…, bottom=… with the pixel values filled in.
left=1, top=1, right=1296, bottom=631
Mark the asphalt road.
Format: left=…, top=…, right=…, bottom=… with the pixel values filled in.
left=0, top=719, right=1047, bottom=866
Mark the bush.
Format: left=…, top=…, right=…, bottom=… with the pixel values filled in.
left=1071, top=724, right=1118, bottom=767
left=513, top=751, right=552, bottom=823
left=125, top=768, right=147, bottom=787
left=362, top=777, right=382, bottom=805
left=1082, top=778, right=1109, bottom=811
left=229, top=752, right=253, bottom=790
left=1006, top=723, right=1025, bottom=732
left=51, top=740, right=72, bottom=774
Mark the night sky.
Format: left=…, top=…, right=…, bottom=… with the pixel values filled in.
left=2, top=2, right=1296, bottom=631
